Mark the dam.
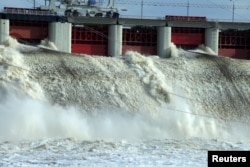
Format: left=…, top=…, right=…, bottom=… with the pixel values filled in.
left=0, top=7, right=250, bottom=59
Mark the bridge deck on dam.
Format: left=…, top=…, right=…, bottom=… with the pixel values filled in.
left=0, top=12, right=250, bottom=30
left=68, top=16, right=250, bottom=30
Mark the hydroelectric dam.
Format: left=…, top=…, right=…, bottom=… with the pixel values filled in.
left=0, top=7, right=250, bottom=59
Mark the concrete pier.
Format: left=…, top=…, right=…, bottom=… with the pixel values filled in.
left=157, top=26, right=171, bottom=58
left=49, top=22, right=72, bottom=53
left=205, top=27, right=219, bottom=55
left=108, top=24, right=122, bottom=57
left=0, top=19, right=9, bottom=44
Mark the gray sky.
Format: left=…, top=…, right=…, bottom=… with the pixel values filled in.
left=0, top=0, right=250, bottom=21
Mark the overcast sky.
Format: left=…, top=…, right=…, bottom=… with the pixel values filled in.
left=0, top=0, right=250, bottom=21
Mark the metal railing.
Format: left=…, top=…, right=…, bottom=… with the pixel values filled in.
left=120, top=14, right=165, bottom=20
left=119, top=14, right=250, bottom=23
left=3, top=7, right=56, bottom=16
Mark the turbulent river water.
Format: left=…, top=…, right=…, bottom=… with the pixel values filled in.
left=0, top=39, right=250, bottom=166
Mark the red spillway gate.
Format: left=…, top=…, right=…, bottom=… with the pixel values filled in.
left=122, top=27, right=157, bottom=55
left=10, top=20, right=48, bottom=42
left=172, top=27, right=205, bottom=49
left=167, top=15, right=206, bottom=50
left=71, top=26, right=108, bottom=56
left=219, top=30, right=250, bottom=59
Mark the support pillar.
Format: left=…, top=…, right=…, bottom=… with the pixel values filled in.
left=157, top=26, right=171, bottom=58
left=108, top=24, right=122, bottom=57
left=49, top=22, right=72, bottom=53
left=205, top=27, right=219, bottom=55
left=0, top=19, right=9, bottom=44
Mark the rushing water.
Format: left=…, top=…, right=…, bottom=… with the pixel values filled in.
left=0, top=39, right=250, bottom=166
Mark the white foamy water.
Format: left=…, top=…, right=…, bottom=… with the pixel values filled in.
left=0, top=40, right=250, bottom=166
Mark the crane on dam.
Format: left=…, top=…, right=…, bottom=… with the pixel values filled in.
left=40, top=0, right=125, bottom=18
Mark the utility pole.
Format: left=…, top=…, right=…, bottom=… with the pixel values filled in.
left=141, top=0, right=144, bottom=19
left=231, top=0, right=236, bottom=22
left=187, top=0, right=190, bottom=16
left=33, top=0, right=36, bottom=9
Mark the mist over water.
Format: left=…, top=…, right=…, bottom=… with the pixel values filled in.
left=0, top=39, right=250, bottom=142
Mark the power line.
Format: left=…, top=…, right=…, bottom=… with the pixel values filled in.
left=115, top=0, right=250, bottom=21
left=26, top=0, right=43, bottom=8
left=115, top=0, right=250, bottom=9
